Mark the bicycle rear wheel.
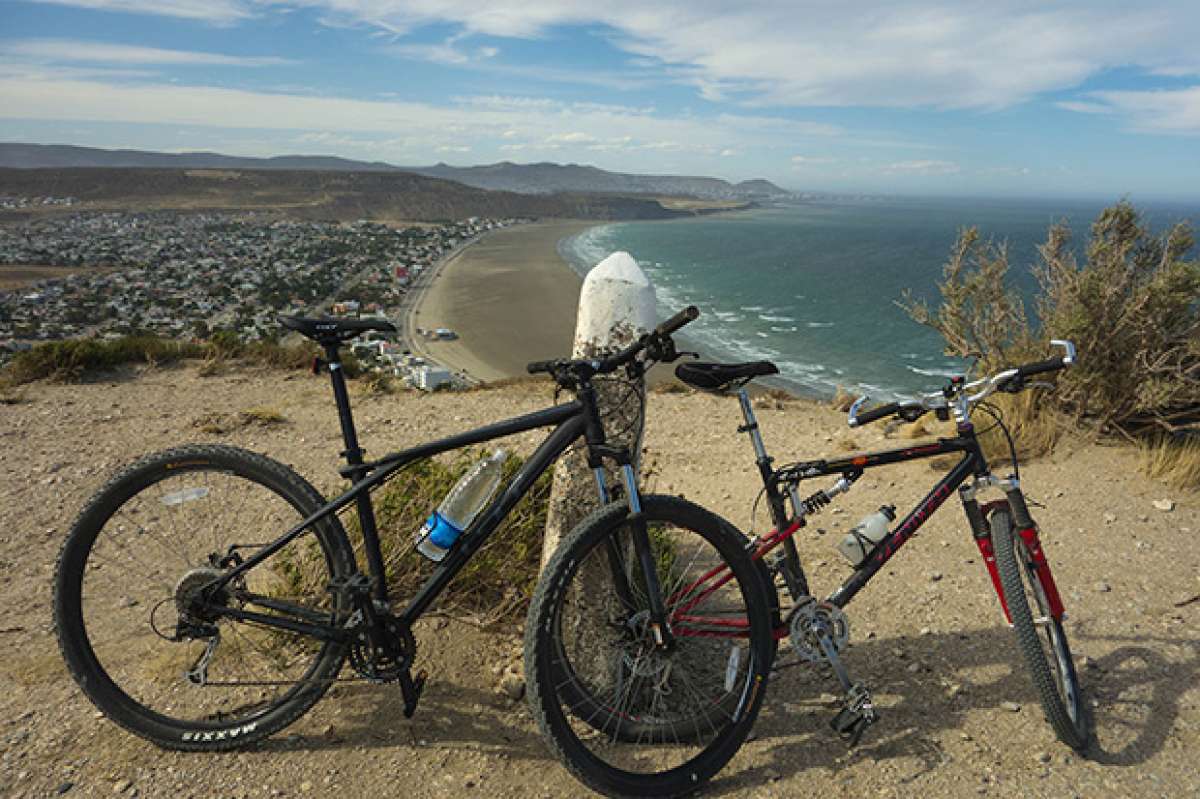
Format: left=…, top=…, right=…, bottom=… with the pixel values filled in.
left=54, top=445, right=355, bottom=749
left=526, top=495, right=773, bottom=797
left=990, top=508, right=1089, bottom=751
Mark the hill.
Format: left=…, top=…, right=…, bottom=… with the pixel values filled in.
left=0, top=143, right=789, bottom=201
left=405, top=161, right=791, bottom=200
left=0, top=167, right=698, bottom=222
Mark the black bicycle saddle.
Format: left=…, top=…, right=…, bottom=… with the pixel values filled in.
left=674, top=361, right=779, bottom=391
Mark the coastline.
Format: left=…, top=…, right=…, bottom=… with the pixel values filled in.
left=407, top=220, right=595, bottom=382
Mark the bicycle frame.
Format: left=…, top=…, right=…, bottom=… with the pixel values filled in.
left=202, top=344, right=644, bottom=646
left=670, top=388, right=1067, bottom=640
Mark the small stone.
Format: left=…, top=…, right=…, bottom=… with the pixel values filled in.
left=299, top=781, right=313, bottom=792
left=56, top=784, right=74, bottom=795
left=1094, top=582, right=1111, bottom=593
left=1001, top=701, right=1021, bottom=713
left=906, top=662, right=921, bottom=673
left=113, top=780, right=131, bottom=794
left=1103, top=513, right=1117, bottom=524
left=498, top=672, right=525, bottom=700
left=959, top=732, right=972, bottom=741
left=1153, top=499, right=1175, bottom=512
left=1138, top=514, right=1150, bottom=523
left=948, top=684, right=965, bottom=698
left=919, top=626, right=932, bottom=636
left=929, top=572, right=943, bottom=582
left=1036, top=751, right=1052, bottom=764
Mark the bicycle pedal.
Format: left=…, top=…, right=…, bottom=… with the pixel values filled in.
left=830, top=707, right=875, bottom=747
left=829, top=684, right=877, bottom=747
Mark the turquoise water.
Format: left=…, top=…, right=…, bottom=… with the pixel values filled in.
left=561, top=196, right=1198, bottom=400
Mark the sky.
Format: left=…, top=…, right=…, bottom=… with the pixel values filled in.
left=2, top=1, right=1199, bottom=200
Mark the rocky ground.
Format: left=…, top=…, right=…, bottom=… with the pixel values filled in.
left=1, top=363, right=1197, bottom=798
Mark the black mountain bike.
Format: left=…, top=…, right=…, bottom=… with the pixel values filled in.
left=53, top=308, right=775, bottom=798
left=671, top=341, right=1090, bottom=752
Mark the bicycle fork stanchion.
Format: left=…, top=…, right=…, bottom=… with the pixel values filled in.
left=621, top=463, right=676, bottom=650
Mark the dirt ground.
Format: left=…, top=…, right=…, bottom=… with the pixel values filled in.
left=1, top=363, right=1197, bottom=798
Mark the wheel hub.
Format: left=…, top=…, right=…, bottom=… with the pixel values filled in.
left=173, top=567, right=228, bottom=625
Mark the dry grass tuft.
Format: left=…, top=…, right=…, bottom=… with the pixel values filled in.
left=1139, top=433, right=1200, bottom=493
left=830, top=385, right=856, bottom=412
left=651, top=380, right=690, bottom=395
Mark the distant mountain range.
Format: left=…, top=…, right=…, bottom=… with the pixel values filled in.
left=0, top=143, right=791, bottom=201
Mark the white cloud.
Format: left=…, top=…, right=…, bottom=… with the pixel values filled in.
left=3, top=39, right=291, bottom=67
left=28, top=0, right=251, bottom=24
left=1055, top=100, right=1113, bottom=115
left=545, top=132, right=597, bottom=144
left=282, top=1, right=1200, bottom=110
left=0, top=74, right=825, bottom=164
left=882, top=159, right=960, bottom=175
left=1088, top=86, right=1200, bottom=134
left=791, top=155, right=835, bottom=166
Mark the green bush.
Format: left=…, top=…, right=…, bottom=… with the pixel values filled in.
left=2, top=333, right=331, bottom=385
left=330, top=452, right=551, bottom=623
left=902, top=201, right=1199, bottom=437
left=1, top=336, right=206, bottom=384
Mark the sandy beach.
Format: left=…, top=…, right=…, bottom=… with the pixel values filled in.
left=408, top=220, right=595, bottom=381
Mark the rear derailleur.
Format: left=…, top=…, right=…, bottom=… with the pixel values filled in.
left=787, top=597, right=878, bottom=746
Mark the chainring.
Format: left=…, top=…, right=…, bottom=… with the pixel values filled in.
left=787, top=597, right=851, bottom=663
left=345, top=610, right=416, bottom=683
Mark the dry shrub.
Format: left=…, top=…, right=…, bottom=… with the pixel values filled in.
left=899, top=200, right=1199, bottom=457
left=1138, top=433, right=1200, bottom=493
left=359, top=371, right=398, bottom=395
left=192, top=406, right=287, bottom=434
left=830, top=385, right=856, bottom=412
left=974, top=392, right=1067, bottom=464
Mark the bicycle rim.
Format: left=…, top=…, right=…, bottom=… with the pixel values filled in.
left=528, top=496, right=771, bottom=796
left=56, top=446, right=350, bottom=745
left=991, top=509, right=1088, bottom=750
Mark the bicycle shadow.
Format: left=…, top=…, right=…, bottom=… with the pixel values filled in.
left=704, top=624, right=1200, bottom=795
left=254, top=679, right=552, bottom=762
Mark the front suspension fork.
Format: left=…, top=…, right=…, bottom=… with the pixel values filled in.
left=594, top=463, right=676, bottom=650
left=962, top=487, right=1066, bottom=624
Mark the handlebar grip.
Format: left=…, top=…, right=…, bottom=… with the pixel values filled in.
left=655, top=305, right=699, bottom=337
left=853, top=402, right=901, bottom=427
left=526, top=359, right=557, bottom=375
left=1016, top=357, right=1065, bottom=378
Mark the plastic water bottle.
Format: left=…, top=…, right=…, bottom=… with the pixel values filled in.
left=837, top=504, right=897, bottom=567
left=415, top=450, right=507, bottom=562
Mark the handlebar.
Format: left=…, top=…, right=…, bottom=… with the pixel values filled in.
left=847, top=399, right=900, bottom=428
left=847, top=340, right=1076, bottom=428
left=526, top=305, right=700, bottom=383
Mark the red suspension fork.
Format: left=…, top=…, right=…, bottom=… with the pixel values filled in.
left=967, top=496, right=1066, bottom=623
left=1016, top=526, right=1066, bottom=619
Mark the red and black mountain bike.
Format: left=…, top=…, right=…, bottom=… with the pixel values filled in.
left=672, top=341, right=1090, bottom=752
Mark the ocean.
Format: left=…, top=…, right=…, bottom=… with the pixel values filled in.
left=561, top=196, right=1198, bottom=401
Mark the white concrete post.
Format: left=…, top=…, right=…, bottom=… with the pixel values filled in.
left=540, top=252, right=656, bottom=567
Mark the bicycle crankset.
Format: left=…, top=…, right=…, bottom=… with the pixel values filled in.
left=345, top=609, right=416, bottom=684
left=786, top=597, right=850, bottom=662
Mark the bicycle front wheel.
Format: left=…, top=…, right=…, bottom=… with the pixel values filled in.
left=54, top=445, right=355, bottom=750
left=990, top=507, right=1089, bottom=751
left=526, top=495, right=773, bottom=797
